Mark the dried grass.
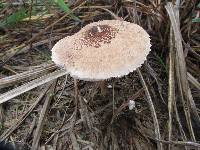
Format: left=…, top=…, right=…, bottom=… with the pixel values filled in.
left=0, top=0, right=199, bottom=149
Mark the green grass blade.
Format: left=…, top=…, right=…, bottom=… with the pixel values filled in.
left=192, top=3, right=200, bottom=23
left=192, top=18, right=200, bottom=23
left=0, top=2, right=5, bottom=9
left=0, top=8, right=28, bottom=28
left=50, top=0, right=80, bottom=22
left=197, top=2, right=200, bottom=8
left=54, top=0, right=70, bottom=12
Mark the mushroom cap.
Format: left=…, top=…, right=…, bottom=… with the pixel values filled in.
left=51, top=20, right=151, bottom=81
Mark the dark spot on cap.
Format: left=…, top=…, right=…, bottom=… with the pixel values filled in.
left=82, top=25, right=118, bottom=48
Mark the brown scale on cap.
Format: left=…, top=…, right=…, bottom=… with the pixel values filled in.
left=82, top=25, right=118, bottom=48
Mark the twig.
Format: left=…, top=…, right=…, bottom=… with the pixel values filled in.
left=165, top=2, right=196, bottom=141
left=0, top=1, right=86, bottom=65
left=153, top=138, right=200, bottom=148
left=50, top=102, right=112, bottom=141
left=100, top=8, right=123, bottom=21
left=0, top=69, right=67, bottom=104
left=0, top=62, right=56, bottom=87
left=174, top=101, right=188, bottom=150
left=70, top=132, right=79, bottom=150
left=0, top=83, right=52, bottom=140
left=53, top=133, right=59, bottom=150
left=137, top=68, right=163, bottom=150
left=69, top=79, right=79, bottom=150
left=167, top=25, right=175, bottom=150
left=23, top=116, right=36, bottom=143
left=112, top=81, right=115, bottom=118
left=187, top=72, right=200, bottom=91
left=78, top=96, right=92, bottom=130
left=31, top=81, right=56, bottom=150
left=111, top=88, right=144, bottom=122
left=19, top=36, right=66, bottom=54
left=145, top=63, right=165, bottom=104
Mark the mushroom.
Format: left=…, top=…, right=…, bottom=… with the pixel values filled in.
left=51, top=20, right=151, bottom=95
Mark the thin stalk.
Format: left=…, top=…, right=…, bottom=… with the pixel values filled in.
left=0, top=69, right=67, bottom=104
left=168, top=26, right=175, bottom=150
left=137, top=68, right=163, bottom=150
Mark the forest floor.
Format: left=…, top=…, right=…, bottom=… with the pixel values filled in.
left=0, top=0, right=200, bottom=150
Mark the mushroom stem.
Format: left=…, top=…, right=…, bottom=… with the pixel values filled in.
left=98, top=80, right=107, bottom=96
